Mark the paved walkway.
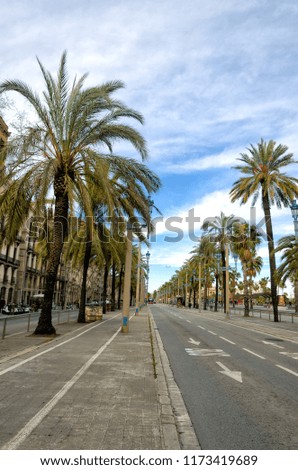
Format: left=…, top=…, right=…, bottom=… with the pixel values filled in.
left=0, top=307, right=199, bottom=450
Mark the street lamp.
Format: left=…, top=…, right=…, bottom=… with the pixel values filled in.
left=135, top=242, right=141, bottom=316
left=146, top=250, right=150, bottom=302
left=290, top=200, right=298, bottom=312
left=232, top=253, right=239, bottom=309
left=121, top=223, right=133, bottom=333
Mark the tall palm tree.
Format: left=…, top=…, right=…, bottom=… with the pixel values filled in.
left=230, top=139, right=298, bottom=322
left=0, top=51, right=150, bottom=334
left=231, top=222, right=262, bottom=316
left=201, top=212, right=237, bottom=313
left=275, top=235, right=298, bottom=312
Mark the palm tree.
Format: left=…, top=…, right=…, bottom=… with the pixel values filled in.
left=231, top=222, right=262, bottom=316
left=230, top=139, right=298, bottom=322
left=201, top=212, right=236, bottom=313
left=275, top=235, right=298, bottom=312
left=0, top=51, right=151, bottom=334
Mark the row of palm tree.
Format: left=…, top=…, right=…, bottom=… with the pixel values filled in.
left=158, top=140, right=298, bottom=321
left=0, top=52, right=161, bottom=334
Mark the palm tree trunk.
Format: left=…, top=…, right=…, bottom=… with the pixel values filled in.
left=77, top=241, right=92, bottom=323
left=111, top=264, right=116, bottom=311
left=243, top=264, right=250, bottom=317
left=215, top=273, right=219, bottom=311
left=262, top=189, right=279, bottom=322
left=34, top=171, right=69, bottom=335
left=221, top=249, right=227, bottom=312
left=117, top=264, right=124, bottom=309
left=102, top=263, right=109, bottom=314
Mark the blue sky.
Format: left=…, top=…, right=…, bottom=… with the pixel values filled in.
left=1, top=0, right=298, bottom=293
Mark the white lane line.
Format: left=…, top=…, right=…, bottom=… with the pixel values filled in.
left=219, top=336, right=235, bottom=345
left=275, top=365, right=298, bottom=377
left=243, top=348, right=266, bottom=360
left=186, top=320, right=192, bottom=324
left=197, top=326, right=206, bottom=330
left=207, top=330, right=217, bottom=336
left=279, top=352, right=298, bottom=360
left=0, top=314, right=121, bottom=377
left=262, top=340, right=284, bottom=349
left=1, top=326, right=121, bottom=450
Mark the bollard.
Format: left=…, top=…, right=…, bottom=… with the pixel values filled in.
left=27, top=313, right=31, bottom=332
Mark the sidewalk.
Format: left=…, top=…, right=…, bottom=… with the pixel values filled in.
left=0, top=307, right=199, bottom=450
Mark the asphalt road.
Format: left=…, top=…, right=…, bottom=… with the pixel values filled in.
left=151, top=304, right=298, bottom=450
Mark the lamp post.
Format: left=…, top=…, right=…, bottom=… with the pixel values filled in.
left=146, top=250, right=150, bottom=303
left=290, top=199, right=298, bottom=313
left=135, top=242, right=141, bottom=316
left=232, top=253, right=239, bottom=309
left=225, top=244, right=230, bottom=318
left=121, top=224, right=133, bottom=333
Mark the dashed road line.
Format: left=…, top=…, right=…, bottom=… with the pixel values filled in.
left=262, top=340, right=284, bottom=349
left=207, top=330, right=217, bottom=336
left=243, top=348, right=266, bottom=360
left=275, top=365, right=298, bottom=378
left=197, top=326, right=206, bottom=330
left=219, top=336, right=235, bottom=345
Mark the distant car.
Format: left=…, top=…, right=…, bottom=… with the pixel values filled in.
left=2, top=304, right=30, bottom=315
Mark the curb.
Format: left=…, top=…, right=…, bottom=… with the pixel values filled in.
left=149, top=309, right=201, bottom=450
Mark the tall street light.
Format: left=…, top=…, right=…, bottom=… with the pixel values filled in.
left=290, top=199, right=298, bottom=312
left=135, top=242, right=141, bottom=316
left=121, top=223, right=133, bottom=333
left=146, top=250, right=150, bottom=302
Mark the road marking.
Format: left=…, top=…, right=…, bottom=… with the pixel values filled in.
left=185, top=348, right=230, bottom=357
left=279, top=352, right=298, bottom=360
left=275, top=365, right=298, bottom=378
left=186, top=320, right=192, bottom=324
left=262, top=340, right=284, bottom=349
left=216, top=361, right=242, bottom=383
left=1, top=326, right=121, bottom=450
left=197, top=326, right=206, bottom=330
left=219, top=336, right=235, bottom=345
left=188, top=337, right=201, bottom=346
left=0, top=314, right=121, bottom=377
left=207, top=330, right=217, bottom=336
left=243, top=348, right=266, bottom=359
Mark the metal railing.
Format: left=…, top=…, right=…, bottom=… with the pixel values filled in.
left=208, top=305, right=297, bottom=323
left=0, top=309, right=78, bottom=340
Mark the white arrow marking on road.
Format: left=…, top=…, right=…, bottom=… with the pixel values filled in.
left=188, top=338, right=201, bottom=346
left=262, top=340, right=284, bottom=349
left=185, top=348, right=230, bottom=357
left=216, top=361, right=243, bottom=383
